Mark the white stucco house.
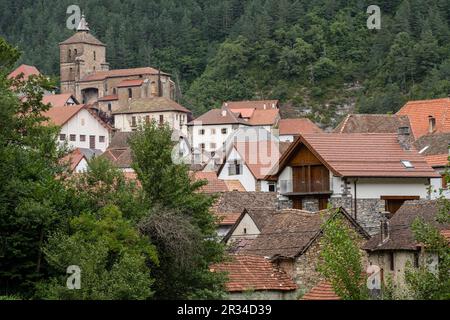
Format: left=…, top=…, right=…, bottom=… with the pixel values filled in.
left=44, top=105, right=112, bottom=152
left=267, top=132, right=440, bottom=235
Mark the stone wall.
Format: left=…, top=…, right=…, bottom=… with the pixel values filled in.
left=303, top=198, right=319, bottom=212
left=228, top=290, right=296, bottom=300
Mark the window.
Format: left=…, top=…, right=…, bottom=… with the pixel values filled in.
left=199, top=143, right=205, bottom=150
left=199, top=129, right=205, bottom=135
left=108, top=103, right=112, bottom=112
left=128, top=88, right=132, bottom=99
left=210, top=143, right=216, bottom=149
left=211, top=128, right=216, bottom=135
left=414, top=252, right=420, bottom=268
left=145, top=115, right=151, bottom=124
left=74, top=49, right=78, bottom=56
left=176, top=114, right=178, bottom=120
left=80, top=135, right=86, bottom=142
left=59, top=134, right=66, bottom=141
left=221, top=128, right=228, bottom=135
left=81, top=119, right=85, bottom=126
left=113, top=88, right=117, bottom=95
left=99, top=136, right=105, bottom=143
left=243, top=228, right=247, bottom=234
left=70, top=134, right=76, bottom=142
left=389, top=252, right=395, bottom=271
left=93, top=51, right=96, bottom=61
left=268, top=182, right=276, bottom=192
left=429, top=116, right=436, bottom=133
left=159, top=115, right=164, bottom=125
left=228, top=160, right=242, bottom=176
left=68, top=49, right=72, bottom=60
left=131, top=116, right=137, bottom=127
left=401, top=160, right=414, bottom=168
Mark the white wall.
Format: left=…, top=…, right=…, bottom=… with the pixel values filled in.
left=75, top=158, right=89, bottom=173
left=59, top=109, right=110, bottom=152
left=227, top=213, right=261, bottom=244
left=218, top=147, right=257, bottom=191
left=260, top=180, right=276, bottom=192
left=190, top=124, right=236, bottom=154
left=279, top=135, right=294, bottom=142
left=114, top=111, right=188, bottom=135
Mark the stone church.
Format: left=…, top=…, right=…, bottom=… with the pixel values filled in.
left=59, top=15, right=191, bottom=136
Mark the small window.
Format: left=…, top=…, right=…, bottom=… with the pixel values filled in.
left=128, top=88, right=132, bottom=99
left=401, top=160, right=414, bottom=168
left=389, top=252, right=395, bottom=271
left=59, top=134, right=66, bottom=141
left=108, top=103, right=112, bottom=112
left=211, top=128, right=216, bottom=135
left=70, top=134, right=76, bottom=142
left=93, top=51, right=96, bottom=61
left=99, top=136, right=105, bottom=143
left=81, top=119, right=85, bottom=126
left=228, top=160, right=242, bottom=176
left=268, top=182, right=276, bottom=192
left=74, top=49, right=78, bottom=56
left=210, top=143, right=216, bottom=149
left=131, top=116, right=137, bottom=127
left=68, top=49, right=72, bottom=60
left=199, top=129, right=205, bottom=135
left=243, top=228, right=247, bottom=234
left=80, top=135, right=86, bottom=142
left=199, top=143, right=205, bottom=150
left=145, top=115, right=151, bottom=124
left=221, top=128, right=228, bottom=135
left=414, top=252, right=420, bottom=268
left=159, top=115, right=164, bottom=125
left=113, top=88, right=117, bottom=95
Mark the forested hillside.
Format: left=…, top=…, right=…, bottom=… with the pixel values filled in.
left=1, top=0, right=449, bottom=126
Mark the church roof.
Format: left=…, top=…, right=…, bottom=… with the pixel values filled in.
left=60, top=31, right=105, bottom=46
left=79, top=67, right=168, bottom=82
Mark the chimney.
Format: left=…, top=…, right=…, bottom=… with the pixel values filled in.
left=397, top=126, right=411, bottom=150
left=221, top=110, right=227, bottom=117
left=380, top=220, right=390, bottom=243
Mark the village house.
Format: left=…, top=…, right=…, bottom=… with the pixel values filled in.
left=277, top=118, right=322, bottom=142
left=60, top=148, right=102, bottom=173
left=101, top=132, right=134, bottom=172
left=363, top=200, right=449, bottom=287
left=44, top=104, right=112, bottom=152
left=211, top=192, right=278, bottom=238
left=334, top=114, right=412, bottom=135
left=112, top=96, right=191, bottom=135
left=241, top=207, right=370, bottom=293
left=267, top=132, right=440, bottom=235
left=396, top=98, right=450, bottom=139
left=211, top=254, right=297, bottom=300
left=7, top=64, right=41, bottom=81
left=217, top=140, right=291, bottom=192
left=42, top=93, right=79, bottom=107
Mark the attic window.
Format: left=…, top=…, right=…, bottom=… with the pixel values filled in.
left=401, top=160, right=414, bottom=168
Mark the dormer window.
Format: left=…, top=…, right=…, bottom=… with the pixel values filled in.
left=401, top=160, right=414, bottom=168
left=429, top=116, right=436, bottom=133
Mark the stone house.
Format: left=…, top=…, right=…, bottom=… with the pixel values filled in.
left=211, top=254, right=297, bottom=300
left=241, top=207, right=370, bottom=294
left=267, top=132, right=440, bottom=235
left=363, top=200, right=449, bottom=287
left=334, top=114, right=412, bottom=135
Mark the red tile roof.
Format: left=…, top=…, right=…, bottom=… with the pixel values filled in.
left=188, top=109, right=248, bottom=126
left=43, top=105, right=85, bottom=126
left=60, top=149, right=86, bottom=172
left=112, top=97, right=191, bottom=114
left=211, top=255, right=297, bottom=292
left=60, top=31, right=105, bottom=46
left=98, top=94, right=118, bottom=101
left=80, top=67, right=167, bottom=82
left=8, top=64, right=40, bottom=80
left=216, top=213, right=242, bottom=226
left=42, top=94, right=77, bottom=107
left=193, top=171, right=245, bottom=193
left=248, top=109, right=280, bottom=126
left=279, top=118, right=322, bottom=135
left=425, top=154, right=449, bottom=167
left=301, top=281, right=340, bottom=300
left=230, top=108, right=255, bottom=118
left=274, top=133, right=440, bottom=178
left=117, top=79, right=144, bottom=87
left=397, top=98, right=450, bottom=139
left=224, top=100, right=279, bottom=110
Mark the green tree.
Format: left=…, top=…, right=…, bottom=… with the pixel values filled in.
left=129, top=121, right=226, bottom=299
left=319, top=214, right=368, bottom=300
left=36, top=205, right=158, bottom=300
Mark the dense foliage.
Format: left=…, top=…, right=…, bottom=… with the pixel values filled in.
left=1, top=0, right=449, bottom=125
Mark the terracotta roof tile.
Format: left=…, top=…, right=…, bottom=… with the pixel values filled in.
left=8, top=64, right=40, bottom=80
left=334, top=114, right=411, bottom=135
left=60, top=149, right=86, bottom=172
left=230, top=108, right=255, bottom=118
left=397, top=98, right=450, bottom=139
left=80, top=67, right=167, bottom=82
left=364, top=200, right=450, bottom=251
left=224, top=180, right=245, bottom=191
left=98, top=94, right=118, bottom=101
left=194, top=171, right=229, bottom=193
left=224, top=100, right=279, bottom=110
left=425, top=154, right=449, bottom=167
left=276, top=133, right=440, bottom=178
left=216, top=213, right=242, bottom=226
left=112, top=97, right=191, bottom=114
left=211, top=255, right=297, bottom=292
left=279, top=118, right=322, bottom=135
left=43, top=105, right=85, bottom=126
left=42, top=94, right=78, bottom=107
left=60, top=31, right=105, bottom=46
left=188, top=109, right=248, bottom=126
left=248, top=109, right=280, bottom=126
left=117, top=79, right=144, bottom=87
left=212, top=192, right=278, bottom=215
left=301, top=281, right=340, bottom=300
